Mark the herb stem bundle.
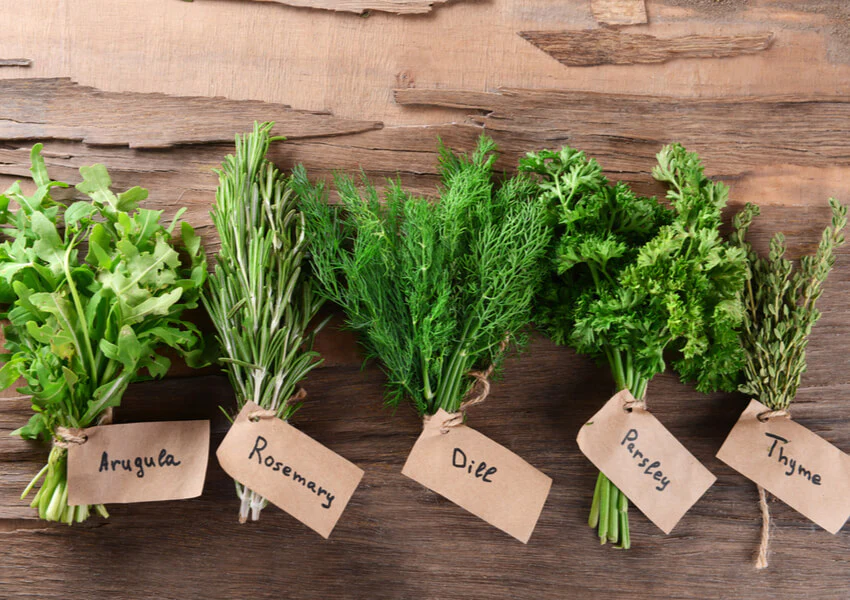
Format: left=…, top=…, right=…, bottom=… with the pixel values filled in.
left=204, top=122, right=327, bottom=522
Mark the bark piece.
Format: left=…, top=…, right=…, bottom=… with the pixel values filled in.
left=519, top=29, right=774, bottom=66
left=590, top=0, right=647, bottom=25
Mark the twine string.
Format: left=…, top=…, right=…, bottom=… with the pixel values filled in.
left=248, top=387, right=308, bottom=422
left=53, top=426, right=88, bottom=449
left=754, top=406, right=790, bottom=569
left=428, top=336, right=508, bottom=434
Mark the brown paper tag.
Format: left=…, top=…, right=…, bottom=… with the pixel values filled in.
left=576, top=390, right=716, bottom=534
left=716, top=399, right=850, bottom=534
left=216, top=402, right=364, bottom=538
left=67, top=420, right=210, bottom=505
left=401, top=409, right=552, bottom=543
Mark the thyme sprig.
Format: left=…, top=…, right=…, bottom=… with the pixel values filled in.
left=295, top=136, right=550, bottom=416
left=203, top=123, right=327, bottom=522
left=732, top=199, right=847, bottom=411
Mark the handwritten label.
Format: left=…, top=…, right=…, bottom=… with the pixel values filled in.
left=716, top=399, right=850, bottom=534
left=216, top=402, right=364, bottom=538
left=576, top=390, right=716, bottom=534
left=401, top=409, right=552, bottom=543
left=67, top=420, right=210, bottom=505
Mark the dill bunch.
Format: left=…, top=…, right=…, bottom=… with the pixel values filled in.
left=521, top=143, right=749, bottom=548
left=204, top=122, right=327, bottom=522
left=294, top=135, right=551, bottom=416
left=732, top=199, right=847, bottom=411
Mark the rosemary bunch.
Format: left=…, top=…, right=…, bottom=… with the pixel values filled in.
left=204, top=122, right=327, bottom=522
left=294, top=136, right=550, bottom=416
left=522, top=144, right=748, bottom=548
left=732, top=199, right=847, bottom=411
left=0, top=145, right=207, bottom=523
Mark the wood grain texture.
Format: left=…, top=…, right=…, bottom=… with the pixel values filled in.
left=229, top=0, right=459, bottom=14
left=519, top=29, right=775, bottom=66
left=2, top=1, right=850, bottom=124
left=1, top=0, right=850, bottom=596
left=590, top=0, right=647, bottom=25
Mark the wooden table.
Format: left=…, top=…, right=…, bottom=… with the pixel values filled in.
left=1, top=1, right=849, bottom=598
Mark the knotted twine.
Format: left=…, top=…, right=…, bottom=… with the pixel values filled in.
left=52, top=407, right=114, bottom=449
left=248, top=387, right=308, bottom=422
left=754, top=407, right=791, bottom=570
left=423, top=337, right=511, bottom=434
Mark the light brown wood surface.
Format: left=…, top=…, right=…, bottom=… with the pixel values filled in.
left=1, top=1, right=849, bottom=598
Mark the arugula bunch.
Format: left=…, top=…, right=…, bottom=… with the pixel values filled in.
left=0, top=145, right=206, bottom=523
left=295, top=136, right=550, bottom=416
left=521, top=144, right=748, bottom=548
left=731, top=199, right=846, bottom=568
left=204, top=122, right=327, bottom=522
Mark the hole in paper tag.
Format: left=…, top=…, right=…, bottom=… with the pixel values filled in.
left=716, top=399, right=850, bottom=534
left=216, top=401, right=364, bottom=539
left=401, top=408, right=552, bottom=544
left=576, top=390, right=716, bottom=534
left=67, top=420, right=210, bottom=506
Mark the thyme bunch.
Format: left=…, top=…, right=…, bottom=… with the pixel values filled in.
left=204, top=123, right=327, bottom=522
left=522, top=144, right=748, bottom=548
left=295, top=136, right=550, bottom=416
left=732, top=199, right=847, bottom=411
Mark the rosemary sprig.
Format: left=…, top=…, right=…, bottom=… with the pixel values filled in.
left=295, top=135, right=551, bottom=416
left=203, top=122, right=327, bottom=522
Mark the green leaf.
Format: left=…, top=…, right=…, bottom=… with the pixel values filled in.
left=0, top=359, right=24, bottom=390
left=30, top=211, right=66, bottom=276
left=64, top=201, right=96, bottom=228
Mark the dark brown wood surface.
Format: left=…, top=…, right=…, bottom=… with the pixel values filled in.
left=2, top=0, right=850, bottom=598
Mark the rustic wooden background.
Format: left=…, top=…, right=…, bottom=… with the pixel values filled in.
left=1, top=0, right=849, bottom=598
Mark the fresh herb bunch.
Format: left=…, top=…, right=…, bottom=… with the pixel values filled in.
left=0, top=145, right=207, bottom=523
left=732, top=199, right=847, bottom=411
left=294, top=135, right=550, bottom=416
left=204, top=122, right=327, bottom=522
left=521, top=144, right=748, bottom=548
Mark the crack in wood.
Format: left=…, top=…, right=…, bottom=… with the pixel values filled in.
left=0, top=59, right=31, bottom=67
left=209, top=0, right=459, bottom=15
left=518, top=29, right=775, bottom=66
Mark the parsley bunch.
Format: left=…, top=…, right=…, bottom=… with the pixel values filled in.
left=521, top=144, right=748, bottom=548
left=0, top=145, right=207, bottom=523
left=204, top=122, right=327, bottom=522
left=295, top=136, right=550, bottom=416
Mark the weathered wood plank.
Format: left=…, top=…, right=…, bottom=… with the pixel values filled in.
left=0, top=78, right=381, bottom=149
left=590, top=0, right=647, bottom=25
left=0, top=59, right=30, bottom=67
left=1, top=337, right=849, bottom=598
left=519, top=29, right=775, bottom=66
